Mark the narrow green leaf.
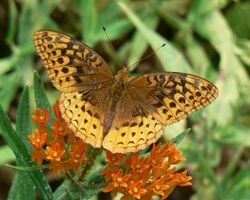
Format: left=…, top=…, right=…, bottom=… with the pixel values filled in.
left=191, top=0, right=228, bottom=15
left=171, top=128, right=191, bottom=145
left=8, top=86, right=36, bottom=200
left=0, top=73, right=20, bottom=111
left=0, top=55, right=17, bottom=75
left=184, top=34, right=211, bottom=76
left=7, top=168, right=36, bottom=200
left=225, top=2, right=250, bottom=39
left=0, top=106, right=53, bottom=200
left=98, top=1, right=124, bottom=26
left=5, top=0, right=18, bottom=45
left=34, top=71, right=55, bottom=127
left=16, top=86, right=32, bottom=151
left=223, top=165, right=250, bottom=200
left=81, top=0, right=97, bottom=45
left=118, top=1, right=191, bottom=73
left=127, top=15, right=158, bottom=70
left=95, top=18, right=133, bottom=43
left=53, top=180, right=71, bottom=200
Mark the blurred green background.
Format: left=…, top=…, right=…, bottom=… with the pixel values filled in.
left=0, top=0, right=249, bottom=199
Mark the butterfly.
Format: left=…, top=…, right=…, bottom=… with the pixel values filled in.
left=33, top=30, right=218, bottom=154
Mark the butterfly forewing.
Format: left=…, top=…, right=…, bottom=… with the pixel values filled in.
left=33, top=30, right=113, bottom=93
left=130, top=72, right=218, bottom=125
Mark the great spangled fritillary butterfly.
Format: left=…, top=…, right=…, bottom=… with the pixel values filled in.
left=33, top=30, right=218, bottom=153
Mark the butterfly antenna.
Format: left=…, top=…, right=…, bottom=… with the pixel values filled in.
left=102, top=27, right=123, bottom=71
left=127, top=43, right=166, bottom=71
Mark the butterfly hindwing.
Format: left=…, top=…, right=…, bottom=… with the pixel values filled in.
left=59, top=86, right=112, bottom=148
left=103, top=92, right=163, bottom=153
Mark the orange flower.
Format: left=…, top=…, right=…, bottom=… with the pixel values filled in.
left=130, top=156, right=150, bottom=174
left=28, top=129, right=48, bottom=149
left=46, top=143, right=66, bottom=175
left=145, top=143, right=164, bottom=167
left=161, top=141, right=185, bottom=164
left=52, top=119, right=70, bottom=138
left=66, top=139, right=88, bottom=173
left=32, top=108, right=50, bottom=133
left=147, top=177, right=169, bottom=197
left=128, top=180, right=147, bottom=199
left=103, top=169, right=131, bottom=197
left=102, top=140, right=192, bottom=199
left=29, top=102, right=91, bottom=177
left=105, top=150, right=124, bottom=166
left=46, top=143, right=65, bottom=162
left=31, top=148, right=47, bottom=165
left=28, top=129, right=48, bottom=165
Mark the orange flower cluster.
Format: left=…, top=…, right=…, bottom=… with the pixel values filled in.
left=28, top=102, right=89, bottom=176
left=102, top=142, right=192, bottom=200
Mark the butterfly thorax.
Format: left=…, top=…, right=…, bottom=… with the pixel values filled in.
left=111, top=68, right=130, bottom=95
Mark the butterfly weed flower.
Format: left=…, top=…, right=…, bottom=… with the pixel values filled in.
left=32, top=108, right=50, bottom=133
left=102, top=142, right=192, bottom=199
left=28, top=129, right=48, bottom=165
left=46, top=142, right=66, bottom=176
left=28, top=101, right=92, bottom=177
left=103, top=168, right=131, bottom=197
left=66, top=138, right=88, bottom=173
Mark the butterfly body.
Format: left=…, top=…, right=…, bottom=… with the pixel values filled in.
left=33, top=30, right=218, bottom=153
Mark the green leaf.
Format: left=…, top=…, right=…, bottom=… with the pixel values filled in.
left=0, top=73, right=20, bottom=111
left=118, top=1, right=191, bottom=73
left=8, top=86, right=36, bottom=200
left=223, top=165, right=250, bottom=200
left=5, top=0, right=18, bottom=45
left=127, top=14, right=158, bottom=70
left=0, top=55, right=18, bottom=75
left=81, top=0, right=97, bottom=45
left=53, top=180, right=71, bottom=200
left=226, top=2, right=250, bottom=39
left=193, top=11, right=248, bottom=86
left=16, top=86, right=32, bottom=151
left=191, top=0, right=228, bottom=16
left=0, top=145, right=15, bottom=164
left=0, top=106, right=52, bottom=200
left=34, top=71, right=55, bottom=127
left=95, top=18, right=133, bottom=43
left=236, top=38, right=250, bottom=66
left=7, top=169, right=36, bottom=200
left=171, top=128, right=191, bottom=145
left=184, top=34, right=211, bottom=76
